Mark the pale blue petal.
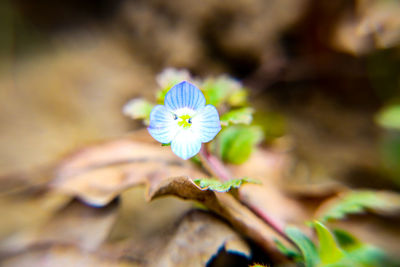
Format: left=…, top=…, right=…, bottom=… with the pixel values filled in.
left=148, top=105, right=179, bottom=144
left=191, top=105, right=221, bottom=143
left=164, top=81, right=206, bottom=111
left=171, top=130, right=202, bottom=160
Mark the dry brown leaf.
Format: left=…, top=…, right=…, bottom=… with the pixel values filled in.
left=151, top=210, right=250, bottom=267
left=0, top=244, right=139, bottom=267
left=0, top=193, right=70, bottom=254
left=103, top=187, right=192, bottom=263
left=50, top=133, right=207, bottom=206
left=147, top=176, right=293, bottom=262
left=333, top=0, right=400, bottom=54
left=0, top=197, right=117, bottom=256
left=34, top=199, right=118, bottom=251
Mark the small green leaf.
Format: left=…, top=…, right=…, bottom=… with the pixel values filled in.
left=317, top=190, right=400, bottom=223
left=314, top=221, right=345, bottom=265
left=228, top=88, right=248, bottom=107
left=123, top=98, right=154, bottom=125
left=193, top=177, right=260, bottom=192
left=253, top=111, right=286, bottom=141
left=331, top=229, right=400, bottom=267
left=218, top=125, right=263, bottom=164
left=343, top=245, right=400, bottom=267
left=161, top=143, right=171, bottom=146
left=285, top=226, right=319, bottom=267
left=202, top=76, right=242, bottom=107
left=274, top=239, right=302, bottom=261
left=380, top=133, right=400, bottom=186
left=332, top=229, right=362, bottom=252
left=376, top=104, right=400, bottom=130
left=220, top=107, right=254, bottom=126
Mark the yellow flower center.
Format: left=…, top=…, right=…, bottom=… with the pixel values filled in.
left=177, top=114, right=192, bottom=129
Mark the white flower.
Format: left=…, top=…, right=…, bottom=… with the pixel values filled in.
left=148, top=81, right=221, bottom=159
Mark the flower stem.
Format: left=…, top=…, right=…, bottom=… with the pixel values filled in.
left=198, top=145, right=231, bottom=182
left=198, top=144, right=290, bottom=242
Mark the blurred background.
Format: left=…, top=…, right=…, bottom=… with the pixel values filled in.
left=1, top=0, right=400, bottom=182
left=0, top=0, right=400, bottom=265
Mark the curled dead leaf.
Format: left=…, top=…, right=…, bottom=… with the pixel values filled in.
left=50, top=133, right=207, bottom=206
left=147, top=176, right=293, bottom=262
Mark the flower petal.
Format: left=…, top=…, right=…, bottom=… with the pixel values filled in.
left=148, top=105, right=179, bottom=144
left=191, top=105, right=222, bottom=143
left=171, top=130, right=202, bottom=160
left=164, top=81, right=206, bottom=111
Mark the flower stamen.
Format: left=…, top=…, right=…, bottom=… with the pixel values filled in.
left=177, top=114, right=192, bottom=129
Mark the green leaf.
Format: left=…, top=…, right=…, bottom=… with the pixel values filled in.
left=376, top=104, right=400, bottom=130
left=332, top=229, right=362, bottom=252
left=123, top=98, right=154, bottom=125
left=285, top=226, right=319, bottom=267
left=193, top=177, right=260, bottom=192
left=330, top=228, right=400, bottom=267
left=343, top=245, right=400, bottom=267
left=274, top=239, right=302, bottom=261
left=314, top=221, right=345, bottom=265
left=317, top=190, right=400, bottom=223
left=218, top=125, right=264, bottom=164
left=253, top=111, right=286, bottom=141
left=227, top=88, right=248, bottom=107
left=380, top=133, right=400, bottom=186
left=220, top=107, right=254, bottom=126
left=202, top=76, right=242, bottom=107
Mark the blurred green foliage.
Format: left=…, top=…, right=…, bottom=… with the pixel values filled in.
left=280, top=222, right=399, bottom=267
left=253, top=111, right=286, bottom=142
left=202, top=76, right=247, bottom=108
left=220, top=107, right=254, bottom=126
left=317, top=190, right=400, bottom=223
left=376, top=104, right=400, bottom=130
left=123, top=98, right=154, bottom=125
left=217, top=126, right=263, bottom=164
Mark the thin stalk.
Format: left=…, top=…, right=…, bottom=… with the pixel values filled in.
left=198, top=144, right=290, bottom=241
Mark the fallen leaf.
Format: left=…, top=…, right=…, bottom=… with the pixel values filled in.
left=0, top=244, right=139, bottom=267
left=50, top=132, right=207, bottom=206
left=147, top=176, right=293, bottom=262
left=0, top=192, right=70, bottom=254
left=103, top=187, right=192, bottom=263
left=34, top=199, right=118, bottom=251
left=151, top=210, right=250, bottom=267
